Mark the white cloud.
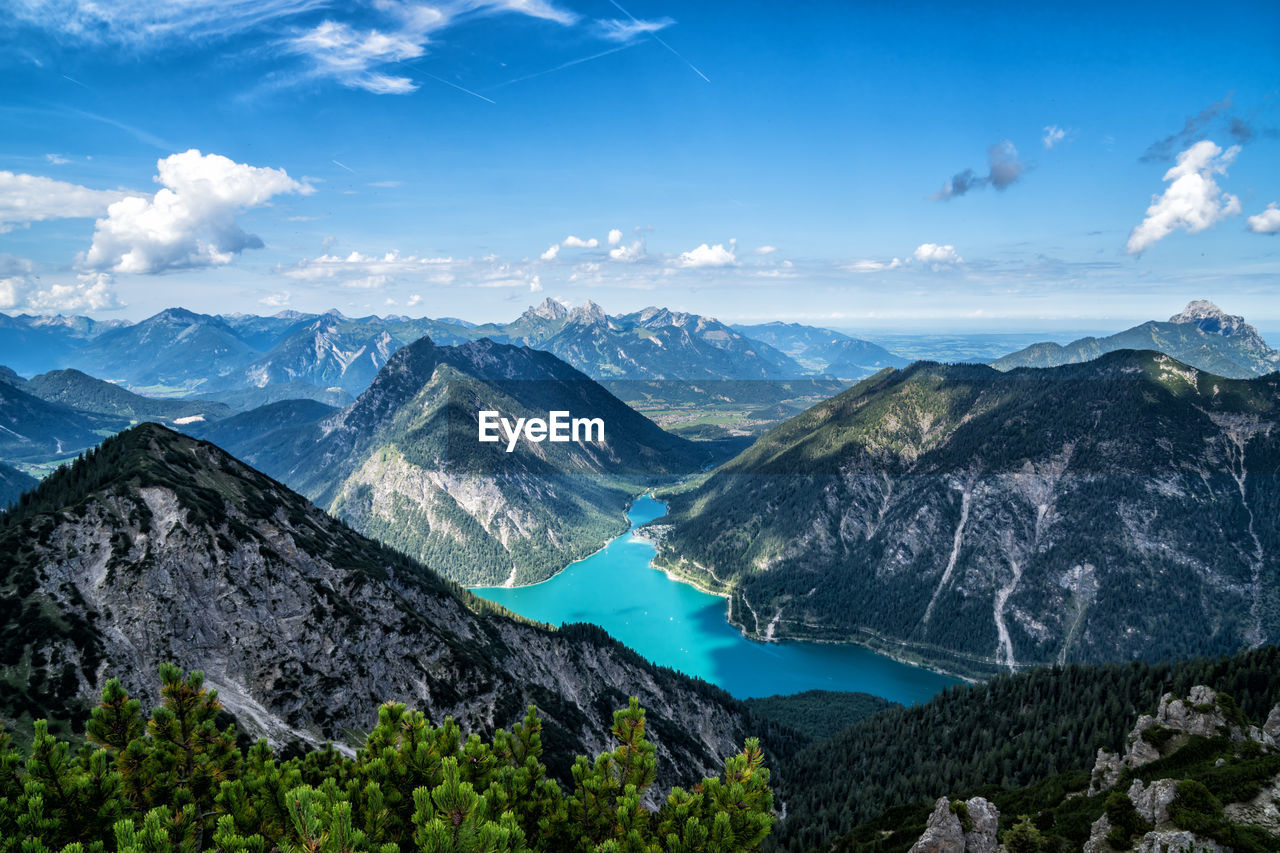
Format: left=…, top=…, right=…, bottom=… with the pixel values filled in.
left=407, top=293, right=422, bottom=306
left=0, top=257, right=123, bottom=312
left=8, top=0, right=327, bottom=45
left=754, top=245, right=777, bottom=255
left=529, top=275, right=543, bottom=293
left=912, top=243, right=962, bottom=268
left=1042, top=125, right=1068, bottom=149
left=598, top=16, right=674, bottom=42
left=259, top=290, right=292, bottom=306
left=286, top=0, right=577, bottom=95
left=847, top=258, right=904, bottom=273
left=0, top=171, right=128, bottom=232
left=45, top=154, right=70, bottom=165
left=609, top=240, right=645, bottom=262
left=562, top=235, right=598, bottom=248
left=679, top=242, right=737, bottom=268
left=1126, top=140, right=1241, bottom=254
left=1246, top=203, right=1280, bottom=235
left=288, top=19, right=427, bottom=94
left=282, top=250, right=455, bottom=288
left=84, top=149, right=312, bottom=274
left=608, top=228, right=623, bottom=246
left=540, top=243, right=560, bottom=260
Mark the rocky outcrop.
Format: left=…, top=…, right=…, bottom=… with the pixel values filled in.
left=1090, top=686, right=1277, bottom=795
left=908, top=797, right=1000, bottom=853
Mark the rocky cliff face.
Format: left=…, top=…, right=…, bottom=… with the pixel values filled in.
left=656, top=351, right=1280, bottom=677
left=0, top=424, right=773, bottom=788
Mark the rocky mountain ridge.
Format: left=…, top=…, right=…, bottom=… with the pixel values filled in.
left=0, top=423, right=782, bottom=788
left=993, top=300, right=1280, bottom=379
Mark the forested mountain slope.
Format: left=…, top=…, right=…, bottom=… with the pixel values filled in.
left=768, top=646, right=1280, bottom=852
left=654, top=350, right=1280, bottom=677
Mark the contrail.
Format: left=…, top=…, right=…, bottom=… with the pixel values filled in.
left=331, top=159, right=355, bottom=173
left=421, top=71, right=497, bottom=104
left=606, top=0, right=709, bottom=82
left=61, top=75, right=90, bottom=89
left=489, top=43, right=636, bottom=90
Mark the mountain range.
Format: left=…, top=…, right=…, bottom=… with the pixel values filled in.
left=993, top=300, right=1280, bottom=378
left=651, top=350, right=1280, bottom=677
left=217, top=335, right=716, bottom=586
left=0, top=422, right=791, bottom=788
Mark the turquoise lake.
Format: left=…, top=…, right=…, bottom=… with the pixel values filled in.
left=472, top=496, right=958, bottom=704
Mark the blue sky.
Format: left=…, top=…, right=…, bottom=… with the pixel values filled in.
left=1, top=0, right=1278, bottom=328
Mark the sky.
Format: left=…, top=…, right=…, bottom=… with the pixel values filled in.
left=1, top=0, right=1278, bottom=329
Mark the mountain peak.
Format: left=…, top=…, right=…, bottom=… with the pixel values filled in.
left=1168, top=300, right=1253, bottom=337
left=526, top=297, right=568, bottom=322
left=567, top=299, right=606, bottom=325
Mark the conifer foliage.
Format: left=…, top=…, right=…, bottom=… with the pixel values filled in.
left=0, top=668, right=775, bottom=853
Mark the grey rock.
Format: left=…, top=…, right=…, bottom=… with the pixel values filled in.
left=1128, top=778, right=1179, bottom=826
left=908, top=798, right=965, bottom=853
left=907, top=797, right=1000, bottom=853
left=1133, top=830, right=1226, bottom=852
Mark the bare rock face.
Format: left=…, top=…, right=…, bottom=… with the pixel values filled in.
left=1132, top=830, right=1226, bottom=852
left=1128, top=779, right=1179, bottom=826
left=907, top=797, right=1000, bottom=853
left=1264, top=704, right=1280, bottom=740
left=1224, top=772, right=1280, bottom=835
left=1081, top=814, right=1112, bottom=853
left=1155, top=686, right=1230, bottom=737
left=909, top=799, right=965, bottom=853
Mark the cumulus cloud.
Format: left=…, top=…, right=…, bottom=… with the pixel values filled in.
left=597, top=16, right=674, bottom=42
left=83, top=149, right=312, bottom=274
left=609, top=240, right=645, bottom=262
left=1126, top=140, right=1241, bottom=254
left=529, top=275, right=543, bottom=292
left=933, top=141, right=1024, bottom=200
left=0, top=171, right=128, bottom=232
left=540, top=243, right=560, bottom=260
left=679, top=242, right=737, bottom=268
left=912, top=243, right=962, bottom=268
left=754, top=245, right=777, bottom=255
left=1247, top=203, right=1280, bottom=235
left=562, top=235, right=598, bottom=248
left=1042, top=125, right=1067, bottom=149
left=259, top=290, right=292, bottom=307
left=0, top=256, right=123, bottom=312
left=607, top=228, right=623, bottom=246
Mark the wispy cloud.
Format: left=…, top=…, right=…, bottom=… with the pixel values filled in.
left=933, top=141, right=1023, bottom=200
left=598, top=16, right=675, bottom=42
left=9, top=0, right=326, bottom=45
left=1139, top=94, right=1258, bottom=163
